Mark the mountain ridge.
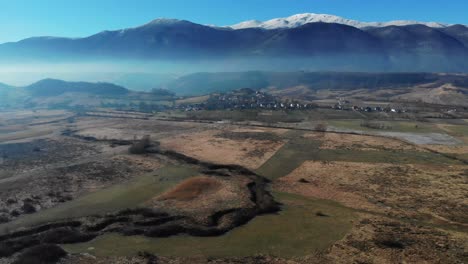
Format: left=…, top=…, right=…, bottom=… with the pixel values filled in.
left=229, top=13, right=454, bottom=30
left=24, top=78, right=129, bottom=96
left=1, top=15, right=468, bottom=72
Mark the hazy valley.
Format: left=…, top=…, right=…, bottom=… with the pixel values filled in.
left=0, top=9, right=467, bottom=264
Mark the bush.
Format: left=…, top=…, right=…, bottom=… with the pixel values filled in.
left=10, top=210, right=20, bottom=217
left=21, top=203, right=36, bottom=214
left=0, top=238, right=40, bottom=258
left=40, top=227, right=95, bottom=244
left=360, top=120, right=392, bottom=130
left=129, top=135, right=151, bottom=154
left=316, top=211, right=329, bottom=217
left=13, top=244, right=67, bottom=264
left=0, top=214, right=9, bottom=223
left=374, top=236, right=406, bottom=249
left=315, top=123, right=328, bottom=132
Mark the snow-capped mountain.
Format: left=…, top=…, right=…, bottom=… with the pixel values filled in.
left=230, top=13, right=450, bottom=29
left=1, top=14, right=468, bottom=72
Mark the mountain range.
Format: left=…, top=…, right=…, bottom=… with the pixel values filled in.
left=229, top=13, right=453, bottom=29
left=1, top=14, right=468, bottom=72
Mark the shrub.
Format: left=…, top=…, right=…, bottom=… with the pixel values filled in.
left=375, top=237, right=405, bottom=249
left=129, top=135, right=151, bottom=154
left=40, top=227, right=95, bottom=244
left=315, top=123, right=328, bottom=132
left=0, top=214, right=9, bottom=223
left=0, top=238, right=40, bottom=258
left=316, top=211, right=329, bottom=217
left=10, top=210, right=20, bottom=217
left=13, top=244, right=67, bottom=264
left=21, top=203, right=36, bottom=214
left=360, top=120, right=392, bottom=130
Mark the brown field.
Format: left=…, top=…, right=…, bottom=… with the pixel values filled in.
left=274, top=161, right=468, bottom=225
left=304, top=132, right=421, bottom=151
left=159, top=129, right=285, bottom=169
left=424, top=144, right=468, bottom=154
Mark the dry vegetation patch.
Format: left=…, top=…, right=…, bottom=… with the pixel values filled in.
left=274, top=161, right=380, bottom=212
left=0, top=145, right=160, bottom=223
left=72, top=118, right=202, bottom=142
left=304, top=132, right=420, bottom=151
left=423, top=144, right=468, bottom=155
left=327, top=215, right=467, bottom=264
left=159, top=130, right=285, bottom=169
left=151, top=175, right=253, bottom=224
left=274, top=161, right=468, bottom=225
left=157, top=176, right=223, bottom=201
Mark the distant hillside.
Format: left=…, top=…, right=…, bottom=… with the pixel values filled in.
left=391, top=84, right=468, bottom=106
left=0, top=82, right=12, bottom=90
left=167, top=72, right=454, bottom=95
left=25, top=79, right=129, bottom=96
left=0, top=79, right=178, bottom=109
left=167, top=72, right=270, bottom=95
left=440, top=25, right=468, bottom=47
left=0, top=82, right=14, bottom=97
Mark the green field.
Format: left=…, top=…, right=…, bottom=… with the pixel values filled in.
left=256, top=134, right=321, bottom=180
left=0, top=165, right=198, bottom=234
left=0, top=128, right=54, bottom=143
left=256, top=132, right=462, bottom=180
left=327, top=119, right=444, bottom=133
left=164, top=108, right=368, bottom=123
left=442, top=124, right=468, bottom=137
left=183, top=110, right=309, bottom=123
left=63, top=192, right=356, bottom=258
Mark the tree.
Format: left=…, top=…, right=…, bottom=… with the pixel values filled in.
left=129, top=135, right=151, bottom=154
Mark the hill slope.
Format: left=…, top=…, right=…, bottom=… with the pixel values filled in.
left=167, top=72, right=448, bottom=95
left=25, top=79, right=129, bottom=96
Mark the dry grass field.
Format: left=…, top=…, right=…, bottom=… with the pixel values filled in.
left=0, top=109, right=466, bottom=264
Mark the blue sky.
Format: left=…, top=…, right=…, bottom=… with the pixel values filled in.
left=1, top=0, right=467, bottom=43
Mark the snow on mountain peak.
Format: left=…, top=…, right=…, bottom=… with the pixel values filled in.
left=145, top=18, right=188, bottom=26
left=229, top=13, right=451, bottom=30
